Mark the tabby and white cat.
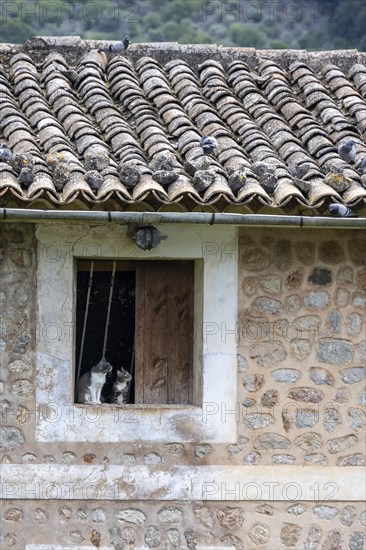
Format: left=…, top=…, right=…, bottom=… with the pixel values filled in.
left=76, top=358, right=112, bottom=404
left=111, top=368, right=132, bottom=404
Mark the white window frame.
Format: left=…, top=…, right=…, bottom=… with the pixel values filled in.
left=35, top=223, right=238, bottom=443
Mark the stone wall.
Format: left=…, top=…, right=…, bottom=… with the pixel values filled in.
left=2, top=500, right=366, bottom=549
left=238, top=230, right=366, bottom=467
left=0, top=223, right=365, bottom=549
left=1, top=224, right=37, bottom=463
left=237, top=228, right=366, bottom=468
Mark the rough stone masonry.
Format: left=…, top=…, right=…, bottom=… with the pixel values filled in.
left=0, top=223, right=365, bottom=548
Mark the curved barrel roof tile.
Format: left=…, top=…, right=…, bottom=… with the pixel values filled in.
left=0, top=38, right=366, bottom=213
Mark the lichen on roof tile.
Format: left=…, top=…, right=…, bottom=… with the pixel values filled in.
left=0, top=39, right=366, bottom=213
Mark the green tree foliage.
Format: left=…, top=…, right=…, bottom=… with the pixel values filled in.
left=0, top=0, right=365, bottom=51
left=326, top=0, right=366, bottom=50
left=230, top=23, right=266, bottom=48
left=159, top=0, right=203, bottom=23
left=0, top=18, right=35, bottom=43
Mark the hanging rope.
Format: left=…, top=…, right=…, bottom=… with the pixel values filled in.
left=126, top=335, right=135, bottom=404
left=76, top=260, right=94, bottom=387
left=101, top=260, right=117, bottom=359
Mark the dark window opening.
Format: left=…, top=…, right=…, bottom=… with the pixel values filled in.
left=75, top=261, right=136, bottom=404
left=74, top=259, right=194, bottom=406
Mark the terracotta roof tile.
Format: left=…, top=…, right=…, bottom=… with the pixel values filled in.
left=0, top=39, right=366, bottom=213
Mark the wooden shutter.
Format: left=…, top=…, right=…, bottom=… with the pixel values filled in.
left=135, top=260, right=194, bottom=404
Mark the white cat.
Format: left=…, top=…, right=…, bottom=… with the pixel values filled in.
left=76, top=358, right=112, bottom=404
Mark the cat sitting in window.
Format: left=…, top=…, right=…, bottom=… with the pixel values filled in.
left=110, top=367, right=132, bottom=404
left=76, top=358, right=112, bottom=404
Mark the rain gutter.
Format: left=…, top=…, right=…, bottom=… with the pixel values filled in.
left=0, top=208, right=365, bottom=228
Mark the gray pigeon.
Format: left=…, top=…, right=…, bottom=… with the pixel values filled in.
left=338, top=140, right=356, bottom=164
left=19, top=167, right=35, bottom=187
left=0, top=143, right=12, bottom=163
left=200, top=136, right=218, bottom=155
left=98, top=36, right=129, bottom=54
left=329, top=203, right=358, bottom=217
left=356, top=156, right=366, bottom=176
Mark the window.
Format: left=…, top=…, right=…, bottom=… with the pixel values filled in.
left=35, top=223, right=237, bottom=443
left=75, top=260, right=194, bottom=405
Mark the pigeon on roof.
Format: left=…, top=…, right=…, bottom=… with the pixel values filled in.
left=0, top=143, right=12, bottom=163
left=356, top=156, right=366, bottom=176
left=338, top=140, right=356, bottom=164
left=328, top=203, right=358, bottom=217
left=19, top=167, right=35, bottom=188
left=200, top=136, right=218, bottom=155
left=98, top=36, right=129, bottom=54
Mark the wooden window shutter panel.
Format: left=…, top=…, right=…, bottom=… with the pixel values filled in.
left=135, top=261, right=194, bottom=404
left=166, top=261, right=194, bottom=404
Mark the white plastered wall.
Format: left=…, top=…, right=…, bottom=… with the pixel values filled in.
left=35, top=222, right=238, bottom=443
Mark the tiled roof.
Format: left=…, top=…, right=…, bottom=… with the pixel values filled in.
left=1, top=37, right=366, bottom=214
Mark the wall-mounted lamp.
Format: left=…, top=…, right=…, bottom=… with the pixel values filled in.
left=128, top=224, right=168, bottom=250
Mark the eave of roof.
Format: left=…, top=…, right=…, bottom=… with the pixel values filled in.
left=1, top=37, right=366, bottom=216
